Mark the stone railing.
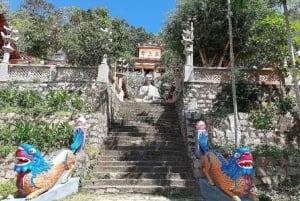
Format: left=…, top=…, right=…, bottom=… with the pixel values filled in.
left=8, top=64, right=98, bottom=82
left=192, top=67, right=282, bottom=85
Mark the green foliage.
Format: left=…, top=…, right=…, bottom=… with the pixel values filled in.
left=250, top=95, right=296, bottom=130
left=18, top=90, right=42, bottom=108
left=259, top=194, right=273, bottom=201
left=275, top=95, right=296, bottom=115
left=0, top=120, right=73, bottom=156
left=163, top=0, right=271, bottom=66
left=10, top=4, right=158, bottom=65
left=0, top=87, right=90, bottom=116
left=252, top=144, right=300, bottom=158
left=60, top=7, right=157, bottom=66
left=278, top=176, right=300, bottom=196
left=249, top=104, right=276, bottom=130
left=0, top=87, right=91, bottom=157
left=46, top=89, right=70, bottom=110
left=85, top=145, right=100, bottom=159
left=155, top=70, right=176, bottom=97
left=223, top=72, right=261, bottom=112
left=0, top=180, right=17, bottom=199
left=243, top=11, right=288, bottom=68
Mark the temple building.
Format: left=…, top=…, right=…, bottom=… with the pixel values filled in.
left=134, top=44, right=164, bottom=73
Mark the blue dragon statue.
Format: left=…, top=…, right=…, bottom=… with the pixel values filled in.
left=12, top=117, right=87, bottom=200
left=198, top=122, right=257, bottom=201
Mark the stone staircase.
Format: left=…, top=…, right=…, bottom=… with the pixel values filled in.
left=81, top=102, right=199, bottom=196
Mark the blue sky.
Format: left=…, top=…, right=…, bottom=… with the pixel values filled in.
left=9, top=0, right=176, bottom=34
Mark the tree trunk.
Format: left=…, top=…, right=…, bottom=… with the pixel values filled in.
left=218, top=40, right=230, bottom=67
left=199, top=49, right=209, bottom=67
left=227, top=0, right=240, bottom=149
left=283, top=1, right=300, bottom=121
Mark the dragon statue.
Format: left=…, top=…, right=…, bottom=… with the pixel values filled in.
left=197, top=121, right=257, bottom=201
left=12, top=117, right=86, bottom=200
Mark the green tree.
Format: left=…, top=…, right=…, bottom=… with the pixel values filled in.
left=243, top=11, right=288, bottom=68
left=20, top=0, right=54, bottom=17
left=266, top=0, right=300, bottom=120
left=163, top=0, right=270, bottom=67
left=0, top=1, right=9, bottom=13
left=61, top=8, right=113, bottom=66
left=10, top=0, right=58, bottom=58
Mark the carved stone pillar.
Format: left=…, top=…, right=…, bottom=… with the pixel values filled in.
left=0, top=25, right=18, bottom=81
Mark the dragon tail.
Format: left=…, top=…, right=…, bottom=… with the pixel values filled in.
left=70, top=128, right=84, bottom=154
left=198, top=130, right=209, bottom=153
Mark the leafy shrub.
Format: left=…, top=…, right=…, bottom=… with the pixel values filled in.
left=0, top=87, right=89, bottom=116
left=259, top=194, right=272, bottom=201
left=46, top=89, right=70, bottom=111
left=252, top=144, right=300, bottom=158
left=17, top=90, right=42, bottom=108
left=0, top=180, right=16, bottom=199
left=0, top=120, right=73, bottom=156
left=223, top=72, right=261, bottom=112
left=0, top=87, right=18, bottom=107
left=274, top=95, right=296, bottom=115
left=249, top=104, right=276, bottom=130
left=0, top=87, right=91, bottom=157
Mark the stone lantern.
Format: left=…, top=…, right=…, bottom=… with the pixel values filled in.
left=182, top=16, right=196, bottom=82
left=0, top=25, right=18, bottom=81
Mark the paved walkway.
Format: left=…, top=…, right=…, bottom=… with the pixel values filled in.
left=62, top=193, right=205, bottom=201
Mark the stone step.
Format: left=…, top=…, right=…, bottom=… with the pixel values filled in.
left=81, top=185, right=199, bottom=195
left=100, top=150, right=186, bottom=157
left=96, top=160, right=189, bottom=167
left=103, top=145, right=184, bottom=151
left=118, top=111, right=177, bottom=117
left=117, top=112, right=178, bottom=117
left=120, top=102, right=176, bottom=108
left=112, top=120, right=179, bottom=127
left=89, top=172, right=194, bottom=180
left=82, top=179, right=197, bottom=186
left=82, top=102, right=200, bottom=196
left=105, top=135, right=182, bottom=142
left=109, top=126, right=180, bottom=133
left=104, top=139, right=183, bottom=147
left=94, top=165, right=191, bottom=173
left=98, top=154, right=187, bottom=162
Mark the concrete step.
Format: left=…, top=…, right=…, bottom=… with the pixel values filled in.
left=103, top=145, right=184, bottom=151
left=89, top=172, right=194, bottom=180
left=119, top=102, right=176, bottom=108
left=109, top=126, right=180, bottom=133
left=82, top=179, right=197, bottom=186
left=96, top=160, right=189, bottom=167
left=94, top=165, right=191, bottom=173
left=111, top=120, right=179, bottom=127
left=98, top=155, right=188, bottom=161
left=105, top=135, right=182, bottom=142
left=103, top=140, right=183, bottom=148
left=98, top=152, right=187, bottom=162
left=80, top=185, right=199, bottom=195
left=100, top=150, right=186, bottom=158
left=81, top=102, right=200, bottom=196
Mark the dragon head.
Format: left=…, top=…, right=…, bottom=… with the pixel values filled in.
left=14, top=144, right=51, bottom=174
left=222, top=147, right=254, bottom=180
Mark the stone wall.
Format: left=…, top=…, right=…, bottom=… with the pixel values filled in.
left=176, top=67, right=300, bottom=189
left=0, top=81, right=110, bottom=183
left=254, top=155, right=300, bottom=189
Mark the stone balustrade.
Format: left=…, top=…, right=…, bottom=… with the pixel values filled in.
left=192, top=67, right=283, bottom=85
left=8, top=64, right=98, bottom=82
